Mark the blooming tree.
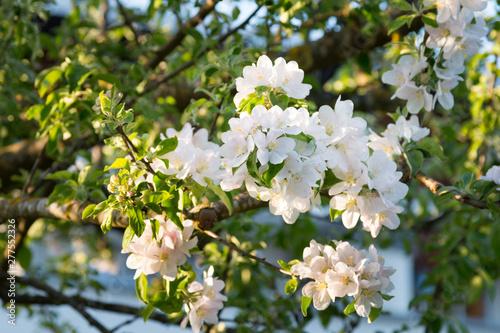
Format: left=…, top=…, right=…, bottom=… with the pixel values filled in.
left=1, top=1, right=500, bottom=333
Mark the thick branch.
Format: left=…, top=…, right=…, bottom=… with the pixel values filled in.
left=0, top=193, right=268, bottom=229
left=145, top=0, right=218, bottom=70
left=0, top=197, right=129, bottom=228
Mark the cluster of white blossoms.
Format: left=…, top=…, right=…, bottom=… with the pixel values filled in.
left=234, top=55, right=312, bottom=108
left=180, top=266, right=227, bottom=333
left=291, top=240, right=395, bottom=317
left=220, top=55, right=417, bottom=237
left=368, top=115, right=430, bottom=159
left=482, top=165, right=500, bottom=190
left=152, top=123, right=224, bottom=187
left=382, top=0, right=487, bottom=113
left=122, top=216, right=198, bottom=281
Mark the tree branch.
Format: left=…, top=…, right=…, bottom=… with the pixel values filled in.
left=0, top=272, right=175, bottom=326
left=414, top=172, right=499, bottom=209
left=145, top=0, right=218, bottom=70
left=116, top=0, right=140, bottom=45
left=203, top=230, right=293, bottom=277
left=0, top=193, right=268, bottom=230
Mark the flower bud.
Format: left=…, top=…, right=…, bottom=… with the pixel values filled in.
left=111, top=175, right=119, bottom=185
left=128, top=178, right=134, bottom=186
left=117, top=195, right=124, bottom=202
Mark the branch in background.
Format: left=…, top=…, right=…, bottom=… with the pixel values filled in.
left=0, top=272, right=176, bottom=327
left=137, top=4, right=263, bottom=102
left=0, top=273, right=111, bottom=333
left=203, top=230, right=293, bottom=277
left=414, top=172, right=499, bottom=209
left=116, top=0, right=140, bottom=45
left=145, top=0, right=218, bottom=70
left=21, top=142, right=46, bottom=196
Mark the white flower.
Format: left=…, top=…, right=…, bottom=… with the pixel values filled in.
left=190, top=149, right=224, bottom=186
left=271, top=57, right=312, bottom=99
left=330, top=193, right=361, bottom=228
left=325, top=262, right=360, bottom=298
left=234, top=55, right=274, bottom=107
left=460, top=0, right=487, bottom=11
left=366, top=150, right=399, bottom=192
left=328, top=161, right=369, bottom=196
left=254, top=129, right=296, bottom=165
left=333, top=241, right=367, bottom=270
left=354, top=281, right=384, bottom=317
left=122, top=218, right=198, bottom=281
left=394, top=84, right=433, bottom=114
left=423, top=0, right=460, bottom=23
left=220, top=132, right=254, bottom=168
left=181, top=266, right=227, bottom=333
left=360, top=203, right=404, bottom=237
left=368, top=131, right=401, bottom=159
left=385, top=115, right=430, bottom=142
left=482, top=165, right=500, bottom=190
left=435, top=79, right=459, bottom=110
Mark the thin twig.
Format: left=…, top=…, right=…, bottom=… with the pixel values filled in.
left=135, top=5, right=263, bottom=102
left=203, top=230, right=293, bottom=277
left=110, top=316, right=140, bottom=332
left=116, top=0, right=140, bottom=44
left=21, top=142, right=46, bottom=197
left=115, top=125, right=157, bottom=177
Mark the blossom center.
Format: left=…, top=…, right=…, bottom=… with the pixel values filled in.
left=316, top=281, right=328, bottom=290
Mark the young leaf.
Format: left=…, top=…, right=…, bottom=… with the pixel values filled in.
left=301, top=296, right=312, bottom=316
left=368, top=306, right=383, bottom=323
left=415, top=137, right=444, bottom=160
left=408, top=150, right=423, bottom=178
left=388, top=15, right=408, bottom=35
left=156, top=137, right=178, bottom=156
left=285, top=278, right=298, bottom=294
left=135, top=273, right=148, bottom=303
left=142, top=303, right=155, bottom=322
left=128, top=206, right=145, bottom=237
left=262, top=161, right=285, bottom=186
left=207, top=179, right=234, bottom=215
left=104, top=158, right=130, bottom=171
left=277, top=259, right=291, bottom=272
left=82, top=204, right=96, bottom=219
left=101, top=210, right=113, bottom=233
left=122, top=225, right=135, bottom=250
left=344, top=300, right=356, bottom=316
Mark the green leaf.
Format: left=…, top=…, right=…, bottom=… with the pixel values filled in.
left=330, top=208, right=342, bottom=222
left=104, top=158, right=130, bottom=171
left=381, top=294, right=394, bottom=301
left=461, top=173, right=475, bottom=189
left=207, top=179, right=234, bottom=215
left=48, top=183, right=75, bottom=205
left=145, top=202, right=162, bottom=214
left=301, top=296, right=312, bottom=316
left=128, top=206, right=145, bottom=237
left=156, top=137, right=178, bottom=156
left=144, top=191, right=173, bottom=205
left=487, top=201, right=500, bottom=214
left=135, top=273, right=148, bottom=303
left=92, top=73, right=122, bottom=89
left=185, top=28, right=204, bottom=41
left=45, top=170, right=74, bottom=180
left=388, top=15, right=408, bottom=34
left=277, top=260, right=291, bottom=272
left=164, top=208, right=183, bottom=231
left=415, top=137, right=444, bottom=160
left=65, top=62, right=92, bottom=93
left=262, top=161, right=284, bottom=186
left=142, top=303, right=155, bottom=322
left=391, top=0, right=412, bottom=11
left=285, top=278, right=298, bottom=294
left=407, top=150, right=423, bottom=178
left=422, top=13, right=439, bottom=28
left=343, top=300, right=356, bottom=316
left=101, top=210, right=113, bottom=233
left=246, top=149, right=265, bottom=185
left=122, top=225, right=135, bottom=250
left=37, top=68, right=63, bottom=97
left=368, top=306, right=383, bottom=323
left=82, top=204, right=96, bottom=219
